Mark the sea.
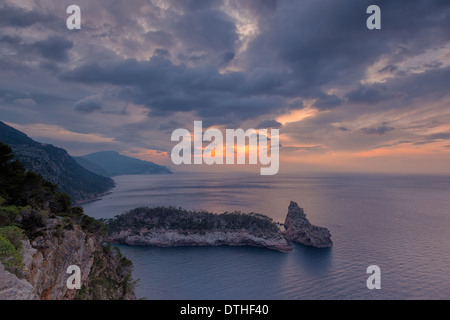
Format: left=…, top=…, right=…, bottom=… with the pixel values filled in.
left=82, top=172, right=450, bottom=300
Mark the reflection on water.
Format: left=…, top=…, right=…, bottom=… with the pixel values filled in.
left=83, top=172, right=450, bottom=299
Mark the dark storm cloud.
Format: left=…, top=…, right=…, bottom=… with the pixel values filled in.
left=426, top=132, right=450, bottom=140
left=0, top=5, right=61, bottom=28
left=8, top=0, right=450, bottom=123
left=345, top=85, right=391, bottom=105
left=173, top=8, right=238, bottom=53
left=0, top=34, right=21, bottom=45
left=391, top=67, right=450, bottom=101
left=238, top=0, right=278, bottom=15
left=34, top=37, right=73, bottom=62
left=153, top=48, right=171, bottom=59
left=157, top=119, right=186, bottom=132
left=256, top=120, right=282, bottom=129
left=61, top=56, right=287, bottom=123
left=313, top=93, right=342, bottom=110
left=360, top=124, right=395, bottom=135
left=169, top=0, right=222, bottom=12
left=221, top=51, right=235, bottom=66
left=2, top=0, right=450, bottom=159
left=347, top=66, right=450, bottom=110
left=413, top=140, right=439, bottom=146
left=243, top=0, right=450, bottom=109
left=74, top=96, right=102, bottom=113
left=245, top=1, right=382, bottom=88
left=144, top=31, right=174, bottom=48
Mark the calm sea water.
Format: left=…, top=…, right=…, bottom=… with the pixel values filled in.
left=82, top=172, right=450, bottom=300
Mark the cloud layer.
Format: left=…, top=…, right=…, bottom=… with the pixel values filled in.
left=1, top=0, right=450, bottom=172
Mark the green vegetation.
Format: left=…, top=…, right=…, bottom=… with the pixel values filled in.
left=0, top=142, right=108, bottom=238
left=0, top=225, right=24, bottom=275
left=106, top=206, right=280, bottom=237
left=0, top=233, right=23, bottom=276
left=0, top=142, right=60, bottom=210
left=0, top=226, right=24, bottom=250
left=0, top=205, right=21, bottom=227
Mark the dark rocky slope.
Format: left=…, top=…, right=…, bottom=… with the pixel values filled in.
left=0, top=121, right=115, bottom=204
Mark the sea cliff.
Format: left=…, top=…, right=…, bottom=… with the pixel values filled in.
left=0, top=217, right=136, bottom=300
left=110, top=229, right=292, bottom=252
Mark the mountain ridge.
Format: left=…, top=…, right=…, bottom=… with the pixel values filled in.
left=79, top=150, right=172, bottom=176
left=0, top=121, right=115, bottom=204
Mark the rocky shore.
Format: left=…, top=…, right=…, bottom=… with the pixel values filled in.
left=110, top=229, right=292, bottom=252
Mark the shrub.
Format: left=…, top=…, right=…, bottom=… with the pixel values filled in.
left=0, top=205, right=21, bottom=227
left=0, top=226, right=24, bottom=250
left=0, top=234, right=23, bottom=276
left=56, top=206, right=85, bottom=225
left=49, top=193, right=72, bottom=214
left=20, top=208, right=47, bottom=239
left=81, top=215, right=107, bottom=235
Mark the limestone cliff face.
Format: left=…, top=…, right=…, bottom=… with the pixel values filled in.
left=0, top=261, right=37, bottom=300
left=25, top=219, right=96, bottom=300
left=283, top=201, right=333, bottom=248
left=1, top=218, right=136, bottom=300
left=110, top=229, right=292, bottom=252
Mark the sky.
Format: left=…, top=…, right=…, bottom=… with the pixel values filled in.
left=1, top=0, right=450, bottom=174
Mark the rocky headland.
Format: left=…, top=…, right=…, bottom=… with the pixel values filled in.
left=107, top=202, right=333, bottom=252
left=107, top=207, right=292, bottom=252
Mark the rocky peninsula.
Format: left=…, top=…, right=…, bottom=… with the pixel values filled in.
left=106, top=201, right=333, bottom=252
left=107, top=207, right=292, bottom=252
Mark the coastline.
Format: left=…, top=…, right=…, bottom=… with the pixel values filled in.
left=109, top=229, right=293, bottom=252
left=74, top=189, right=114, bottom=205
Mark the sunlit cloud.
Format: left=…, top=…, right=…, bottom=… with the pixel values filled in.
left=364, top=43, right=450, bottom=84
left=5, top=122, right=116, bottom=144
left=276, top=107, right=318, bottom=126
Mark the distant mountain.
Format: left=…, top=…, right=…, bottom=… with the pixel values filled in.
left=73, top=156, right=111, bottom=177
left=0, top=121, right=115, bottom=203
left=79, top=151, right=172, bottom=176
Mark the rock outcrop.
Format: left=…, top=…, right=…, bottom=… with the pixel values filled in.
left=283, top=201, right=333, bottom=248
left=110, top=229, right=292, bottom=252
left=25, top=219, right=97, bottom=300
left=0, top=218, right=136, bottom=300
left=0, top=261, right=37, bottom=300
